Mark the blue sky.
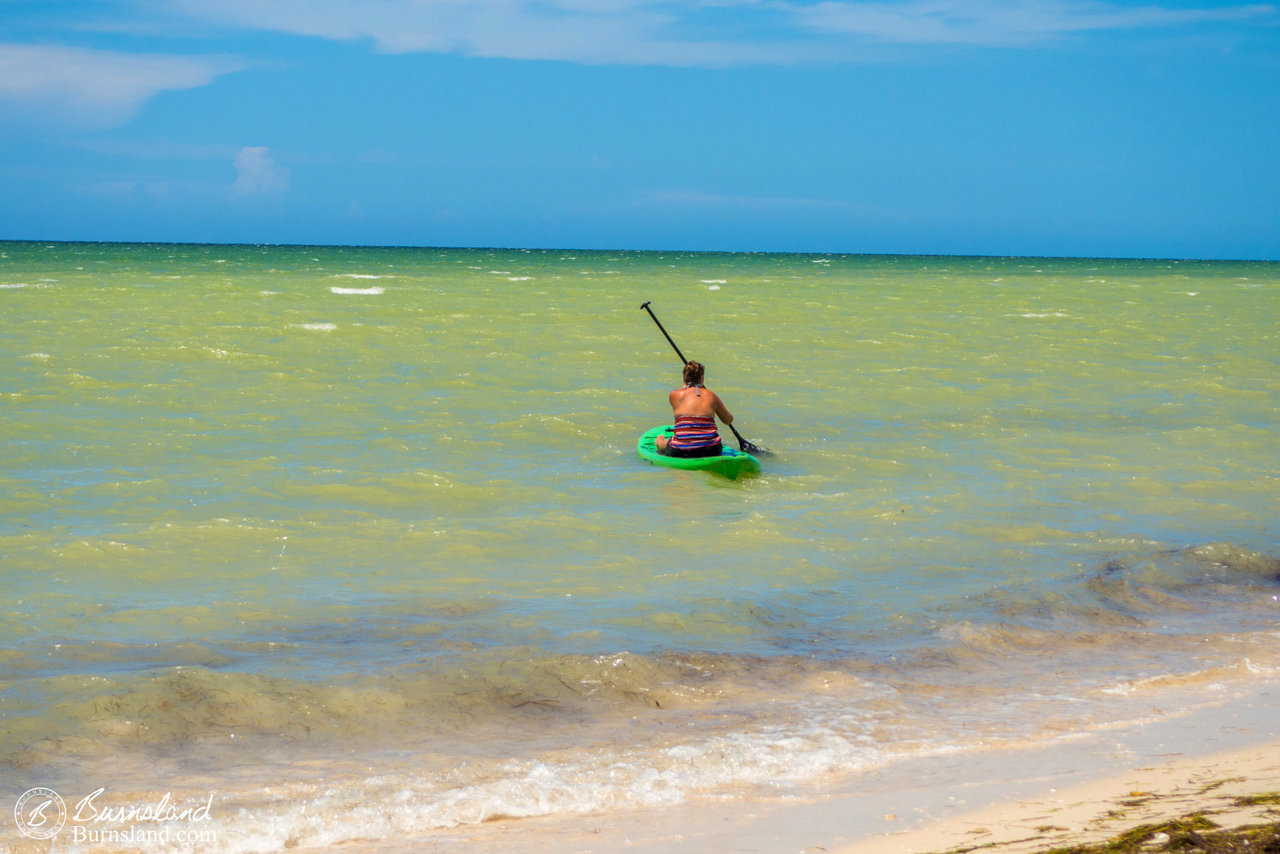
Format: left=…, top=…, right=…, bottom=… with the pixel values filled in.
left=1, top=0, right=1277, bottom=258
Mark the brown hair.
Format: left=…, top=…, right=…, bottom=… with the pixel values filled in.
left=682, top=360, right=705, bottom=386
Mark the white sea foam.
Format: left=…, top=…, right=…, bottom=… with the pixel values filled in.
left=196, top=725, right=888, bottom=852
left=507, top=276, right=534, bottom=281
left=330, top=286, right=385, bottom=295
left=298, top=322, right=337, bottom=331
left=334, top=274, right=389, bottom=279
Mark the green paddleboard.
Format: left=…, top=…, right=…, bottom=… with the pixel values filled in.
left=637, top=425, right=761, bottom=480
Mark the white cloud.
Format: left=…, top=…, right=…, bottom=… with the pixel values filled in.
left=796, top=0, right=1279, bottom=46
left=171, top=0, right=780, bottom=65
left=232, top=146, right=291, bottom=196
left=0, top=43, right=243, bottom=127
left=168, top=0, right=1276, bottom=64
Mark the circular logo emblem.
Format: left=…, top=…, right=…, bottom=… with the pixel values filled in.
left=14, top=787, right=66, bottom=840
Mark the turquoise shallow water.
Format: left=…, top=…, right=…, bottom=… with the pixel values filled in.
left=1, top=242, right=1278, bottom=848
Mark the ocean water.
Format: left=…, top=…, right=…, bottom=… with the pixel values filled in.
left=1, top=241, right=1277, bottom=849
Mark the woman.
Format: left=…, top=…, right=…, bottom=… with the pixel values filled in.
left=655, top=360, right=734, bottom=458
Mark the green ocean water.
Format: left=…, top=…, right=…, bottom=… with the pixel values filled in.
left=1, top=242, right=1277, bottom=848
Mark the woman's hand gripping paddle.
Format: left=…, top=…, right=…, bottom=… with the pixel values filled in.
left=640, top=301, right=771, bottom=457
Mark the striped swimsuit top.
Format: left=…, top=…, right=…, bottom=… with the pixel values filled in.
left=668, top=414, right=721, bottom=450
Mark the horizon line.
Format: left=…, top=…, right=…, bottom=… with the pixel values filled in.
left=1, top=236, right=1276, bottom=265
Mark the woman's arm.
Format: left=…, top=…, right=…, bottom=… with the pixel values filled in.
left=713, top=393, right=733, bottom=425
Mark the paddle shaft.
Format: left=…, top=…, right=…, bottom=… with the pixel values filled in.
left=639, top=301, right=765, bottom=455
left=640, top=301, right=689, bottom=364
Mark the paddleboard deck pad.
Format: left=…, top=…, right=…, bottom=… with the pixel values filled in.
left=637, top=425, right=761, bottom=480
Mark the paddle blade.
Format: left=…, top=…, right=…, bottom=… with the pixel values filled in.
left=729, top=426, right=772, bottom=457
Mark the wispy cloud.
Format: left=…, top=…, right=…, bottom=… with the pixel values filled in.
left=168, top=0, right=1275, bottom=64
left=170, top=0, right=795, bottom=65
left=645, top=189, right=865, bottom=211
left=0, top=43, right=243, bottom=127
left=795, top=0, right=1278, bottom=46
left=0, top=0, right=1269, bottom=131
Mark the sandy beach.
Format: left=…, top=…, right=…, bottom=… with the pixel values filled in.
left=839, top=739, right=1280, bottom=854
left=415, top=679, right=1279, bottom=854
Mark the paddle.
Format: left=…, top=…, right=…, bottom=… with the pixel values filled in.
left=640, top=301, right=770, bottom=457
